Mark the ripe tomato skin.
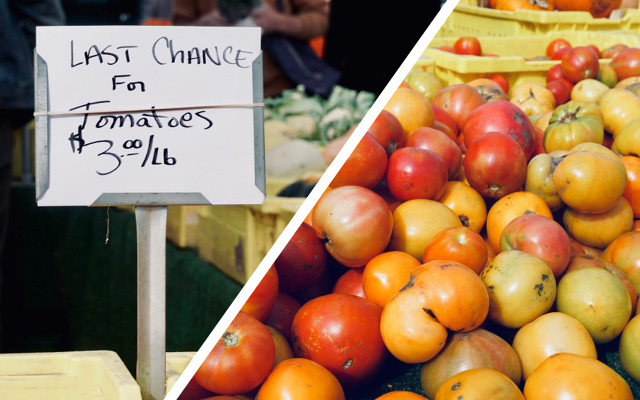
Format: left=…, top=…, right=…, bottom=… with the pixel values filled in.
left=546, top=64, right=565, bottom=83
left=331, top=132, right=388, bottom=189
left=291, top=293, right=387, bottom=388
left=464, top=132, right=528, bottom=199
left=610, top=47, right=640, bottom=80
left=386, top=147, right=449, bottom=202
left=431, top=84, right=486, bottom=131
left=256, top=358, right=345, bottom=400
left=488, top=74, right=509, bottom=94
left=274, top=222, right=327, bottom=294
left=524, top=353, right=633, bottom=400
left=551, top=45, right=572, bottom=61
left=405, top=126, right=463, bottom=179
left=437, top=181, right=487, bottom=233
left=423, top=226, right=488, bottom=274
left=561, top=46, right=600, bottom=83
left=434, top=368, right=524, bottom=400
left=546, top=79, right=571, bottom=105
left=312, top=185, right=393, bottom=268
left=374, top=391, right=429, bottom=400
left=453, top=37, right=482, bottom=56
left=240, top=265, right=279, bottom=321
left=264, top=292, right=301, bottom=341
left=362, top=251, right=421, bottom=308
left=195, top=312, right=276, bottom=395
left=546, top=38, right=571, bottom=58
left=333, top=267, right=366, bottom=298
left=367, top=109, right=406, bottom=155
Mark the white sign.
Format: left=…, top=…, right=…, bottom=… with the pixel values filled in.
left=35, top=26, right=265, bottom=206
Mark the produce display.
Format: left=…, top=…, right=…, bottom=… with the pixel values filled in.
left=178, top=23, right=640, bottom=400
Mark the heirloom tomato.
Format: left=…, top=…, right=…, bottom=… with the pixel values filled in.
left=390, top=199, right=462, bottom=260
left=569, top=78, right=609, bottom=103
left=543, top=100, right=604, bottom=153
left=612, top=118, right=640, bottom=157
left=561, top=46, right=600, bottom=83
left=274, top=222, right=326, bottom=294
left=434, top=369, right=523, bottom=400
left=256, top=358, right=344, bottom=400
left=264, top=292, right=300, bottom=341
left=453, top=37, right=482, bottom=56
left=512, top=312, right=597, bottom=380
left=524, top=353, right=633, bottom=400
left=603, top=230, right=640, bottom=293
left=480, top=250, right=556, bottom=328
left=362, top=251, right=421, bottom=308
left=386, top=147, right=448, bottom=202
left=419, top=329, right=521, bottom=400
left=405, top=70, right=443, bottom=101
left=367, top=109, right=405, bottom=155
left=431, top=84, right=486, bottom=130
left=195, top=312, right=275, bottom=395
left=524, top=151, right=566, bottom=212
left=462, top=100, right=536, bottom=160
left=610, top=47, right=640, bottom=80
left=383, top=87, right=434, bottom=136
left=406, top=127, right=462, bottom=179
left=563, top=197, right=634, bottom=249
left=331, top=132, right=387, bottom=189
left=598, top=88, right=640, bottom=136
left=556, top=267, right=632, bottom=343
left=375, top=391, right=428, bottom=400
left=437, top=180, right=487, bottom=233
left=332, top=268, right=365, bottom=298
left=380, top=260, right=489, bottom=364
left=547, top=38, right=571, bottom=58
left=620, top=156, right=640, bottom=217
left=464, top=132, right=528, bottom=199
left=510, top=82, right=556, bottom=116
left=423, top=226, right=488, bottom=274
left=619, top=315, right=640, bottom=382
left=291, top=293, right=387, bottom=388
left=485, top=191, right=552, bottom=252
left=241, top=265, right=279, bottom=321
left=312, top=186, right=393, bottom=267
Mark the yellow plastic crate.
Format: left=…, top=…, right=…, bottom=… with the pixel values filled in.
left=197, top=196, right=304, bottom=283
left=165, top=352, right=196, bottom=394
left=424, top=31, right=640, bottom=89
left=440, top=0, right=640, bottom=37
left=411, top=56, right=436, bottom=73
left=0, top=351, right=141, bottom=400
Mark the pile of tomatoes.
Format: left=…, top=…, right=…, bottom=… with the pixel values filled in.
left=182, top=40, right=640, bottom=400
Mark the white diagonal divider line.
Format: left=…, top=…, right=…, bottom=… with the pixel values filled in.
left=163, top=0, right=461, bottom=398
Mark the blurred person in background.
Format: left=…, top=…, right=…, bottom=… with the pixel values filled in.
left=0, top=0, right=65, bottom=347
left=173, top=0, right=330, bottom=98
left=323, top=0, right=442, bottom=95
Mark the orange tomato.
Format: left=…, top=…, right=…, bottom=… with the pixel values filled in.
left=380, top=260, right=489, bottom=364
left=383, top=87, right=435, bottom=136
left=563, top=197, right=634, bottom=249
left=362, top=251, right=422, bottom=308
left=375, top=391, right=429, bottom=400
left=486, top=191, right=552, bottom=252
left=510, top=82, right=556, bottom=116
left=437, top=180, right=487, bottom=233
left=423, top=226, right=488, bottom=274
left=434, top=369, right=524, bottom=400
left=256, top=358, right=345, bottom=400
left=523, top=353, right=633, bottom=400
left=390, top=199, right=462, bottom=260
left=603, top=230, right=640, bottom=294
left=621, top=155, right=640, bottom=218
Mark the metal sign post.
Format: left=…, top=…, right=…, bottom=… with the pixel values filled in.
left=135, top=206, right=167, bottom=400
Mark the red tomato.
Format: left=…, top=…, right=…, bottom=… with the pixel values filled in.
left=312, top=186, right=393, bottom=268
left=241, top=265, right=279, bottom=321
left=195, top=312, right=275, bottom=395
left=431, top=104, right=459, bottom=141
left=423, top=226, right=488, bottom=274
left=587, top=44, right=602, bottom=59
left=462, top=100, right=536, bottom=160
left=367, top=109, right=405, bottom=155
left=385, top=147, right=449, bottom=202
left=546, top=64, right=566, bottom=83
left=488, top=74, right=509, bottom=94
left=551, top=45, right=572, bottom=61
left=291, top=293, right=387, bottom=388
left=561, top=46, right=600, bottom=83
left=331, top=132, right=388, bottom=189
left=453, top=37, right=482, bottom=56
left=531, top=125, right=546, bottom=157
left=602, top=43, right=629, bottom=59
left=405, top=126, right=463, bottom=179
left=547, top=38, right=572, bottom=58
left=431, top=84, right=487, bottom=131
left=546, top=79, right=572, bottom=105
left=333, top=267, right=366, bottom=298
left=610, top=47, right=640, bottom=80
left=265, top=292, right=301, bottom=341
left=274, top=222, right=327, bottom=294
left=464, top=132, right=528, bottom=199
